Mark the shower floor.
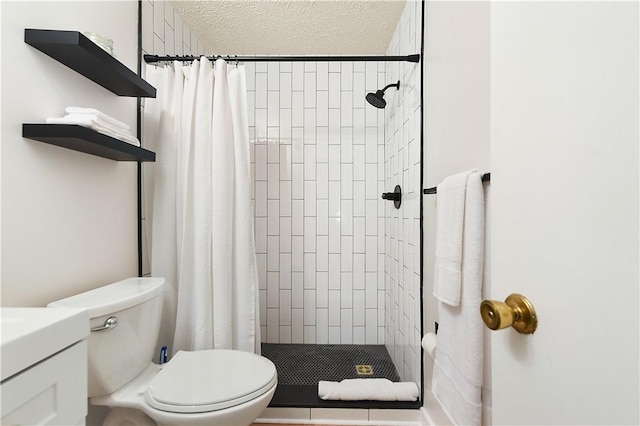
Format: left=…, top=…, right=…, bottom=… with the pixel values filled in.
left=261, top=343, right=420, bottom=409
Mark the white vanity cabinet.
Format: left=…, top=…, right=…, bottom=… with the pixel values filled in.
left=1, top=308, right=89, bottom=425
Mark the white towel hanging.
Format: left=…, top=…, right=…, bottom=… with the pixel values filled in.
left=432, top=171, right=485, bottom=426
left=433, top=169, right=475, bottom=306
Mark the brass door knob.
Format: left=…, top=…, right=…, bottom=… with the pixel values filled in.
left=480, top=294, right=537, bottom=334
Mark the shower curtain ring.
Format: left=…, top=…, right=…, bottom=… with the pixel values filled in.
left=235, top=55, right=239, bottom=67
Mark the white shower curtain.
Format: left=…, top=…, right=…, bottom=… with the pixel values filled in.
left=144, top=58, right=260, bottom=355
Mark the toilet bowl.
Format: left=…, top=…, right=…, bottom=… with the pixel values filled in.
left=48, top=277, right=277, bottom=426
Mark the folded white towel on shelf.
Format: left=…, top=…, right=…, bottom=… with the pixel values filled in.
left=318, top=378, right=419, bottom=401
left=65, top=106, right=131, bottom=131
left=64, top=113, right=130, bottom=136
left=433, top=169, right=475, bottom=306
left=46, top=116, right=140, bottom=146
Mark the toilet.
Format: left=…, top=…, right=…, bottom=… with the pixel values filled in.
left=48, top=277, right=277, bottom=426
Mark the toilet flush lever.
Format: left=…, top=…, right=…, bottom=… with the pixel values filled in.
left=91, top=316, right=118, bottom=332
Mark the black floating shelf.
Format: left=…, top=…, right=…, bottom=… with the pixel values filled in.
left=25, top=29, right=156, bottom=98
left=23, top=124, right=156, bottom=162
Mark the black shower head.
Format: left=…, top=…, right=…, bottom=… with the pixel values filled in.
left=366, top=90, right=387, bottom=108
left=366, top=81, right=400, bottom=109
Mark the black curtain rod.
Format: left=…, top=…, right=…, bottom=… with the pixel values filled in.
left=144, top=54, right=421, bottom=64
left=423, top=173, right=491, bottom=195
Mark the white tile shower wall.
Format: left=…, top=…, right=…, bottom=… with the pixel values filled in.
left=141, top=0, right=207, bottom=59
left=140, top=0, right=207, bottom=277
left=384, top=0, right=423, bottom=389
left=246, top=60, right=388, bottom=345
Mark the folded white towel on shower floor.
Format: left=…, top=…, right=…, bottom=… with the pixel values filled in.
left=318, top=378, right=419, bottom=401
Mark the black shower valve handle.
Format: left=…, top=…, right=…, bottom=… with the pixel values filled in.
left=381, top=185, right=402, bottom=209
left=381, top=192, right=400, bottom=201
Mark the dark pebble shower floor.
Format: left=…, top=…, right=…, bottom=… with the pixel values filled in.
left=261, top=343, right=420, bottom=409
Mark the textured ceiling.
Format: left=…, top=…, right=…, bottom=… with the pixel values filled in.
left=172, top=0, right=407, bottom=55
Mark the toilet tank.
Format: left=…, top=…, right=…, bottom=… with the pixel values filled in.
left=48, top=277, right=164, bottom=397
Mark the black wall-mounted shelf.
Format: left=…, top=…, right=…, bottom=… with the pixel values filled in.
left=25, top=29, right=156, bottom=98
left=23, top=124, right=156, bottom=162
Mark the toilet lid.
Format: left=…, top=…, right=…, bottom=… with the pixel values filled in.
left=144, top=350, right=277, bottom=414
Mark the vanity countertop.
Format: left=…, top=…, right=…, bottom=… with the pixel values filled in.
left=1, top=307, right=89, bottom=381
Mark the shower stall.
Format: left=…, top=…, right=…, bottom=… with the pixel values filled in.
left=140, top=0, right=423, bottom=411
left=243, top=1, right=423, bottom=408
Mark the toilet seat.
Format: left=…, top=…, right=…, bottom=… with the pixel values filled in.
left=144, top=350, right=277, bottom=414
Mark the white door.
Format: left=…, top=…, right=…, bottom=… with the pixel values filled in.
left=489, top=2, right=639, bottom=425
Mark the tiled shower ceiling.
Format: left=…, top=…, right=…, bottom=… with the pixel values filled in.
left=171, top=0, right=407, bottom=55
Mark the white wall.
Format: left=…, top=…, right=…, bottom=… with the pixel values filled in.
left=421, top=0, right=491, bottom=419
left=1, top=1, right=139, bottom=307
left=384, top=0, right=423, bottom=388
left=422, top=0, right=490, bottom=339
